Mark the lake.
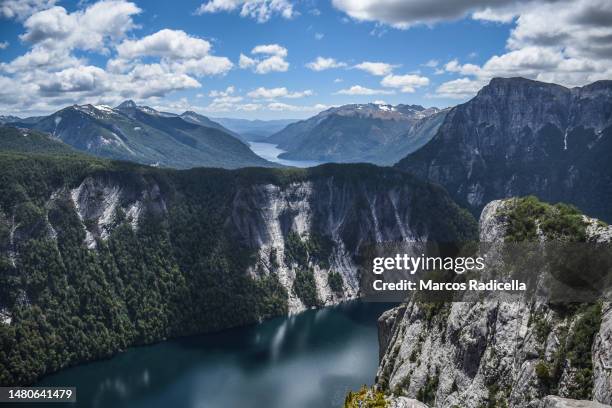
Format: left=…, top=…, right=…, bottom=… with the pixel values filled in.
left=248, top=141, right=323, bottom=168
left=33, top=301, right=394, bottom=408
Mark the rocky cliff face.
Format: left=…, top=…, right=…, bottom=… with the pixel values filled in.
left=0, top=157, right=476, bottom=385
left=229, top=172, right=464, bottom=312
left=54, top=165, right=475, bottom=314
left=374, top=198, right=612, bottom=407
left=396, top=77, right=612, bottom=223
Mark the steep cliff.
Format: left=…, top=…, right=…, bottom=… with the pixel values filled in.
left=0, top=153, right=476, bottom=385
left=374, top=197, right=611, bottom=407
left=396, top=78, right=612, bottom=222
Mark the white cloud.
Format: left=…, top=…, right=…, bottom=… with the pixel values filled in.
left=332, top=0, right=612, bottom=99
left=335, top=85, right=395, bottom=95
left=0, top=0, right=239, bottom=114
left=0, top=0, right=56, bottom=21
left=20, top=1, right=141, bottom=52
left=37, top=65, right=110, bottom=96
left=306, top=56, right=347, bottom=71
left=173, top=55, right=233, bottom=76
left=247, top=87, right=313, bottom=99
left=251, top=43, right=287, bottom=57
left=1, top=47, right=82, bottom=73
left=423, top=59, right=439, bottom=68
left=254, top=55, right=288, bottom=73
left=380, top=73, right=430, bottom=93
left=239, top=53, right=257, bottom=68
left=434, top=77, right=486, bottom=99
left=117, top=29, right=211, bottom=59
left=267, top=102, right=328, bottom=112
left=195, top=0, right=294, bottom=23
left=239, top=44, right=289, bottom=74
left=353, top=61, right=397, bottom=76
left=209, top=86, right=236, bottom=97
left=434, top=0, right=612, bottom=98
left=115, top=29, right=233, bottom=77
left=315, top=32, right=324, bottom=40
left=0, top=41, right=8, bottom=49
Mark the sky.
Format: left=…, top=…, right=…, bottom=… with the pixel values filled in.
left=0, top=0, right=611, bottom=119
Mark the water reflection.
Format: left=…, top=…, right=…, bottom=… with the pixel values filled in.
left=33, top=301, right=394, bottom=408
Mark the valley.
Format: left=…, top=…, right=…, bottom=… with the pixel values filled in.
left=1, top=77, right=610, bottom=408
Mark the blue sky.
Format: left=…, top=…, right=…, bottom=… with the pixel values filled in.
left=0, top=0, right=610, bottom=119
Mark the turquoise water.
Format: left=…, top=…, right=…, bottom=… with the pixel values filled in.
left=32, top=301, right=393, bottom=408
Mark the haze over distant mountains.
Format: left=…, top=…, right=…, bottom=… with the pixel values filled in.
left=265, top=103, right=447, bottom=165
left=211, top=117, right=298, bottom=142
left=396, top=77, right=612, bottom=222
left=4, top=101, right=276, bottom=169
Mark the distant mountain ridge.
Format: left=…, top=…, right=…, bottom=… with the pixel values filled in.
left=211, top=117, right=298, bottom=141
left=6, top=102, right=277, bottom=169
left=266, top=103, right=447, bottom=165
left=396, top=77, right=612, bottom=221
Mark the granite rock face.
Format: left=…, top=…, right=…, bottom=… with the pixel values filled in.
left=396, top=78, right=612, bottom=222
left=374, top=199, right=612, bottom=407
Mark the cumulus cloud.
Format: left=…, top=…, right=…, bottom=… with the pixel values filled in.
left=434, top=0, right=612, bottom=98
left=204, top=88, right=263, bottom=112
left=209, top=86, right=236, bottom=98
left=0, top=41, right=8, bottom=49
left=306, top=57, right=347, bottom=71
left=117, top=29, right=211, bottom=59
left=0, top=1, right=236, bottom=114
left=239, top=44, right=289, bottom=74
left=0, top=0, right=56, bottom=21
left=114, top=29, right=233, bottom=77
left=353, top=61, right=398, bottom=76
left=247, top=87, right=313, bottom=99
left=434, top=77, right=486, bottom=99
left=20, top=1, right=141, bottom=52
left=331, top=0, right=549, bottom=28
left=332, top=0, right=612, bottom=99
left=239, top=53, right=257, bottom=68
left=252, top=44, right=287, bottom=57
left=195, top=0, right=294, bottom=23
left=335, top=85, right=395, bottom=95
left=380, top=74, right=430, bottom=93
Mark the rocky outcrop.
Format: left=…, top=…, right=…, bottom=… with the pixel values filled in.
left=68, top=176, right=166, bottom=249
left=396, top=77, right=612, bottom=223
left=537, top=396, right=610, bottom=408
left=375, top=198, right=612, bottom=407
left=228, top=168, right=473, bottom=312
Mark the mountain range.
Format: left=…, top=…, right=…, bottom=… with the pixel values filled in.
left=5, top=101, right=276, bottom=169
left=396, top=77, right=612, bottom=222
left=211, top=117, right=298, bottom=141
left=266, top=103, right=447, bottom=165
left=1, top=77, right=612, bottom=406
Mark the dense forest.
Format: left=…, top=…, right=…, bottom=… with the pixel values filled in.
left=0, top=143, right=476, bottom=386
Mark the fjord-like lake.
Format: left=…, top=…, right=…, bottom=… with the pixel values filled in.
left=248, top=141, right=323, bottom=168
left=34, top=301, right=393, bottom=408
